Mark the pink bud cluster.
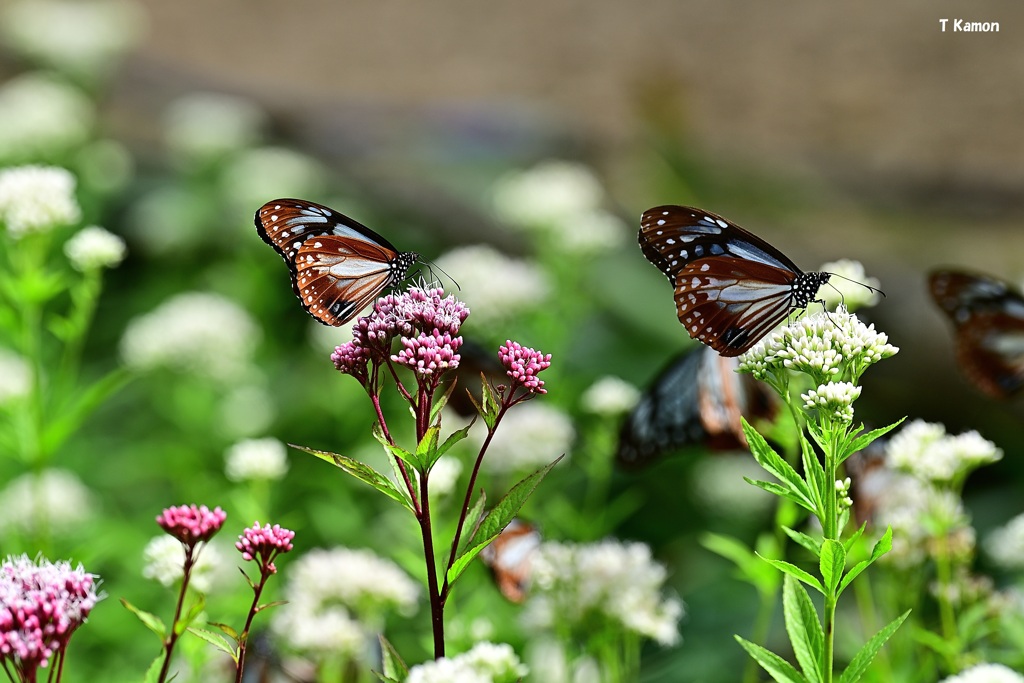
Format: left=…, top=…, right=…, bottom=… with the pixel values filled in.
left=156, top=504, right=227, bottom=546
left=0, top=555, right=101, bottom=676
left=236, top=522, right=295, bottom=574
left=499, top=340, right=552, bottom=394
left=393, top=331, right=462, bottom=376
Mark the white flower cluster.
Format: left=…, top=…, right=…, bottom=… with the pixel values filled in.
left=0, top=347, right=31, bottom=404
left=738, top=307, right=898, bottom=385
left=491, top=160, right=626, bottom=254
left=163, top=92, right=267, bottom=163
left=0, top=469, right=93, bottom=536
left=940, top=663, right=1024, bottom=683
left=64, top=225, right=126, bottom=271
left=0, top=73, right=93, bottom=160
left=433, top=245, right=550, bottom=328
left=119, top=292, right=260, bottom=381
left=523, top=539, right=683, bottom=646
left=406, top=642, right=528, bottom=683
left=141, top=535, right=224, bottom=593
left=272, top=547, right=418, bottom=660
left=818, top=259, right=881, bottom=312
left=984, top=512, right=1024, bottom=571
left=221, top=146, right=325, bottom=211
left=0, top=165, right=81, bottom=237
left=224, top=437, right=289, bottom=482
left=801, top=381, right=862, bottom=423
left=580, top=375, right=640, bottom=416
left=887, top=420, right=1003, bottom=483
left=1, top=0, right=145, bottom=77
left=472, top=402, right=574, bottom=474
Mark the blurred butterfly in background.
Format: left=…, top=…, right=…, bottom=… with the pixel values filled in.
left=928, top=269, right=1024, bottom=398
left=255, top=198, right=419, bottom=326
left=480, top=518, right=541, bottom=604
left=638, top=205, right=832, bottom=356
left=617, top=345, right=778, bottom=468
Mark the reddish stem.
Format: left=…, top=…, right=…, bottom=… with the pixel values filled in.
left=157, top=544, right=197, bottom=683
left=234, top=569, right=269, bottom=683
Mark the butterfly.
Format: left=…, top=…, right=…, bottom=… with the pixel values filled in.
left=255, top=198, right=419, bottom=326
left=638, top=205, right=832, bottom=356
left=928, top=269, right=1024, bottom=398
left=479, top=518, right=541, bottom=604
left=617, top=345, right=778, bottom=468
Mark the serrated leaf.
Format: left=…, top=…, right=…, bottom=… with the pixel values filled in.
left=379, top=634, right=409, bottom=679
left=758, top=555, right=825, bottom=594
left=143, top=652, right=164, bottom=683
left=209, top=621, right=238, bottom=640
left=373, top=423, right=422, bottom=471
left=471, top=456, right=562, bottom=546
left=745, top=478, right=816, bottom=513
left=837, top=610, right=910, bottom=683
left=187, top=627, right=237, bottom=659
left=415, top=424, right=440, bottom=466
left=121, top=598, right=166, bottom=639
left=783, top=576, right=824, bottom=683
left=735, top=635, right=809, bottom=683
left=742, top=419, right=815, bottom=509
left=430, top=380, right=458, bottom=423
left=820, top=540, right=846, bottom=596
left=457, top=491, right=487, bottom=557
left=433, top=421, right=473, bottom=465
left=800, top=435, right=826, bottom=516
left=292, top=444, right=413, bottom=511
left=782, top=526, right=822, bottom=557
left=839, top=527, right=893, bottom=595
left=842, top=419, right=905, bottom=466
left=843, top=522, right=867, bottom=555
left=446, top=542, right=489, bottom=587
left=255, top=600, right=288, bottom=613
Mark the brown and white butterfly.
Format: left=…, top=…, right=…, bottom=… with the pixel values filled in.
left=480, top=519, right=541, bottom=604
left=255, top=198, right=418, bottom=326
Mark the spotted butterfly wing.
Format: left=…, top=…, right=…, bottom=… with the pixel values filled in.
left=255, top=198, right=419, bottom=326
left=617, top=346, right=777, bottom=467
left=928, top=269, right=1024, bottom=398
left=639, top=205, right=831, bottom=356
left=480, top=518, right=541, bottom=603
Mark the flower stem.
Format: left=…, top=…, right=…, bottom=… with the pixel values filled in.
left=418, top=471, right=445, bottom=658
left=234, top=571, right=268, bottom=683
left=157, top=545, right=196, bottom=683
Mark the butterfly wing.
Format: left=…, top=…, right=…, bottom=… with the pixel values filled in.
left=639, top=205, right=829, bottom=356
left=255, top=198, right=418, bottom=326
left=929, top=269, right=1024, bottom=398
left=480, top=519, right=541, bottom=603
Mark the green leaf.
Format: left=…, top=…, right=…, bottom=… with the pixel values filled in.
left=735, top=635, right=809, bottom=683
left=121, top=598, right=166, bottom=639
left=783, top=576, right=824, bottom=683
left=373, top=423, right=422, bottom=471
left=479, top=376, right=502, bottom=429
left=433, top=421, right=473, bottom=465
left=843, top=522, right=867, bottom=555
left=841, top=419, right=905, bottom=466
left=839, top=527, right=892, bottom=595
left=430, top=379, right=458, bottom=424
left=820, top=540, right=846, bottom=596
left=209, top=621, right=238, bottom=640
left=446, top=542, right=490, bottom=588
left=701, top=532, right=779, bottom=596
left=415, top=424, right=440, bottom=467
left=837, top=610, right=910, bottom=683
left=44, top=369, right=133, bottom=454
left=782, top=526, right=822, bottom=557
left=143, top=652, right=164, bottom=683
left=800, top=435, right=826, bottom=517
left=745, top=478, right=817, bottom=513
left=292, top=444, right=413, bottom=511
left=378, top=634, right=409, bottom=680
left=186, top=627, right=237, bottom=659
left=757, top=555, right=825, bottom=595
left=457, top=491, right=487, bottom=556
left=742, top=418, right=815, bottom=509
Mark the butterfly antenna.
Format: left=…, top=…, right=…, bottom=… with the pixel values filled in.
left=420, top=256, right=461, bottom=292
left=826, top=272, right=886, bottom=299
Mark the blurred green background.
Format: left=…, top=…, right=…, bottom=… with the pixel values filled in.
left=1, top=0, right=1022, bottom=680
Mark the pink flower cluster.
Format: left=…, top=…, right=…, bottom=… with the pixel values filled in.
left=236, top=522, right=295, bottom=574
left=0, top=555, right=101, bottom=676
left=333, top=285, right=470, bottom=383
left=499, top=340, right=552, bottom=394
left=156, top=504, right=227, bottom=546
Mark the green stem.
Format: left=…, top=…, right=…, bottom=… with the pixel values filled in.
left=933, top=533, right=960, bottom=670
left=824, top=591, right=837, bottom=683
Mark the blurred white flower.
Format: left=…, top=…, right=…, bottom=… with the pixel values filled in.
left=985, top=512, right=1024, bottom=571
left=692, top=454, right=775, bottom=521
left=492, top=161, right=625, bottom=254
left=64, top=225, right=126, bottom=270
left=220, top=146, right=325, bottom=212
left=524, top=538, right=683, bottom=646
left=818, top=259, right=881, bottom=311
left=0, top=73, right=93, bottom=161
left=164, top=92, right=267, bottom=164
left=433, top=245, right=549, bottom=328
left=75, top=138, right=134, bottom=194
left=0, top=469, right=93, bottom=535
left=1, top=0, right=145, bottom=78
left=218, top=384, right=276, bottom=438
left=125, top=186, right=207, bottom=255
left=580, top=376, right=640, bottom=416
left=886, top=419, right=1002, bottom=483
left=467, top=402, right=573, bottom=474
left=272, top=594, right=366, bottom=659
left=525, top=640, right=601, bottom=683
left=141, top=535, right=224, bottom=593
left=224, top=437, right=289, bottom=482
left=0, top=348, right=32, bottom=404
left=940, top=663, right=1024, bottom=683
left=406, top=642, right=527, bottom=683
left=421, top=455, right=463, bottom=498
left=119, top=292, right=260, bottom=381
left=0, top=165, right=81, bottom=237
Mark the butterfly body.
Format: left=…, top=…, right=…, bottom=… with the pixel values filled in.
left=639, top=205, right=830, bottom=356
left=255, top=198, right=418, bottom=326
left=929, top=269, right=1024, bottom=398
